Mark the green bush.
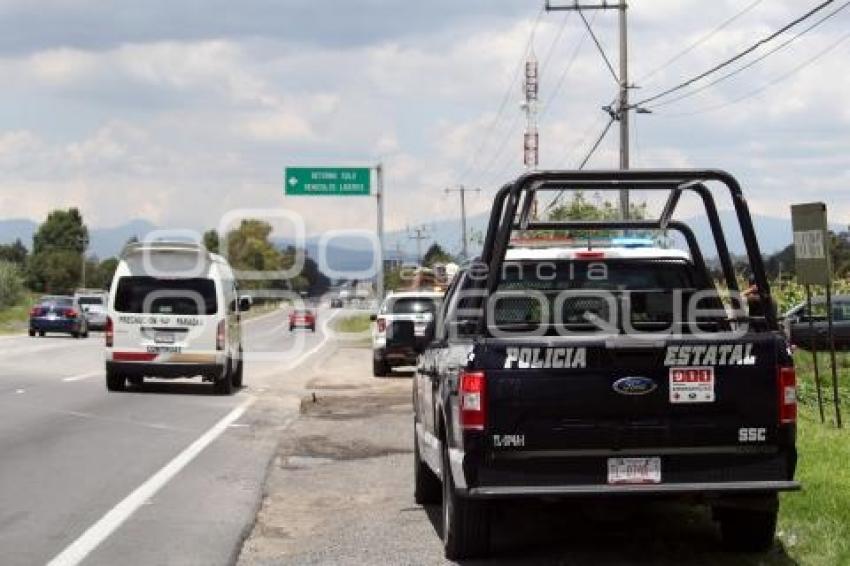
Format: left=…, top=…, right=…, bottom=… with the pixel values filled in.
left=0, top=261, right=24, bottom=309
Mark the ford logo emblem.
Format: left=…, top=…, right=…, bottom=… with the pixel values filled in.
left=612, top=376, right=657, bottom=396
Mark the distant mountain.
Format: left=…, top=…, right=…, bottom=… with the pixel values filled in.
left=0, top=210, right=843, bottom=271
left=87, top=219, right=159, bottom=258
left=0, top=218, right=157, bottom=259
left=381, top=210, right=846, bottom=259
left=0, top=219, right=36, bottom=248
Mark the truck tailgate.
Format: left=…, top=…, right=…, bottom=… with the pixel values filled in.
left=479, top=336, right=783, bottom=452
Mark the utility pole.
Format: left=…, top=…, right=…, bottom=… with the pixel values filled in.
left=78, top=234, right=90, bottom=289
left=618, top=1, right=629, bottom=218
left=407, top=225, right=430, bottom=266
left=545, top=1, right=631, bottom=219
left=445, top=186, right=481, bottom=260
left=375, top=163, right=385, bottom=302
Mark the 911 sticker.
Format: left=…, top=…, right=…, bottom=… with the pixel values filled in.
left=669, top=367, right=715, bottom=403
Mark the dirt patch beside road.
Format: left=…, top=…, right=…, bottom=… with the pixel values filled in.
left=237, top=346, right=443, bottom=565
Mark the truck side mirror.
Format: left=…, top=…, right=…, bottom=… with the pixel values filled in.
left=239, top=296, right=252, bottom=311
left=369, top=313, right=378, bottom=321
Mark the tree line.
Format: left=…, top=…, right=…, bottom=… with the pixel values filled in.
left=0, top=209, right=330, bottom=310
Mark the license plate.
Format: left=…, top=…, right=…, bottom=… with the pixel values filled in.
left=47, top=313, right=57, bottom=321
left=607, top=457, right=661, bottom=484
left=155, top=332, right=175, bottom=344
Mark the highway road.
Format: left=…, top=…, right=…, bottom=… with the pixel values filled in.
left=0, top=305, right=340, bottom=566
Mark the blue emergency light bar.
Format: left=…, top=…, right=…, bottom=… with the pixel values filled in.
left=611, top=237, right=655, bottom=248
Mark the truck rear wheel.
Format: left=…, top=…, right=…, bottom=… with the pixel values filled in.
left=442, top=445, right=489, bottom=559
left=373, top=356, right=388, bottom=377
left=105, top=370, right=125, bottom=392
left=413, top=422, right=441, bottom=505
left=717, top=504, right=778, bottom=552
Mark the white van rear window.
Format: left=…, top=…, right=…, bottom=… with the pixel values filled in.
left=114, top=277, right=218, bottom=315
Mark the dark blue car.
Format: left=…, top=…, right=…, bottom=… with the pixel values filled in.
left=29, top=296, right=89, bottom=338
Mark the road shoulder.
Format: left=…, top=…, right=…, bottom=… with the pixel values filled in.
left=236, top=345, right=446, bottom=565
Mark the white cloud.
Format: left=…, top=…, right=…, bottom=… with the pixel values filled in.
left=0, top=0, right=848, bottom=248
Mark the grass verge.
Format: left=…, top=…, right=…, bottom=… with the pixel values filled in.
left=331, top=313, right=371, bottom=334
left=0, top=292, right=37, bottom=335
left=778, top=349, right=850, bottom=565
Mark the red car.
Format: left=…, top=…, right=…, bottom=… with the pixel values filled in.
left=289, top=309, right=316, bottom=332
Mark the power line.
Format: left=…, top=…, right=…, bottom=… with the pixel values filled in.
left=540, top=11, right=598, bottom=120
left=545, top=116, right=615, bottom=211
left=477, top=109, right=524, bottom=188
left=563, top=111, right=609, bottom=165
left=577, top=117, right=615, bottom=169
left=458, top=6, right=545, bottom=184
left=577, top=9, right=619, bottom=85
left=661, top=28, right=850, bottom=118
left=540, top=11, right=573, bottom=77
left=637, top=0, right=763, bottom=84
left=635, top=0, right=837, bottom=107
left=649, top=0, right=850, bottom=110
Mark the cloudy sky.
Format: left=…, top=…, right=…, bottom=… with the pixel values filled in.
left=0, top=0, right=847, bottom=242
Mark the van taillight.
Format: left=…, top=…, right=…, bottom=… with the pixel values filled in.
left=377, top=317, right=386, bottom=333
left=460, top=370, right=486, bottom=431
left=778, top=366, right=797, bottom=425
left=216, top=320, right=225, bottom=351
left=105, top=317, right=113, bottom=348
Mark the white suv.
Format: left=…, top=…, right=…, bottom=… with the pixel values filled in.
left=105, top=241, right=249, bottom=394
left=371, top=290, right=442, bottom=377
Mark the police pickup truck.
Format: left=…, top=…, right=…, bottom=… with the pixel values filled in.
left=408, top=170, right=799, bottom=559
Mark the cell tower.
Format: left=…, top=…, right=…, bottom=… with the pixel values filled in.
left=522, top=53, right=539, bottom=170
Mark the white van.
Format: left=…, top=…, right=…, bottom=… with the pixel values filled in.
left=105, top=241, right=249, bottom=394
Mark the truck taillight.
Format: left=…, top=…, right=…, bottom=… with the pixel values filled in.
left=778, top=366, right=797, bottom=425
left=377, top=317, right=386, bottom=333
left=105, top=316, right=113, bottom=348
left=460, top=370, right=486, bottom=431
left=575, top=251, right=605, bottom=259
left=216, top=320, right=225, bottom=351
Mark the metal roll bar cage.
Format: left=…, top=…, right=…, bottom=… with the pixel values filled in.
left=475, top=169, right=776, bottom=331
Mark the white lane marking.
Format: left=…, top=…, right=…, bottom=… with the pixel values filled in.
left=46, top=396, right=254, bottom=566
left=280, top=309, right=340, bottom=371
left=63, top=372, right=101, bottom=382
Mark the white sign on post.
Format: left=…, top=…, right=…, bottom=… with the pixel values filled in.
left=794, top=229, right=825, bottom=260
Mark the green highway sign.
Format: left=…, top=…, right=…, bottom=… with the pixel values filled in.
left=285, top=167, right=371, bottom=196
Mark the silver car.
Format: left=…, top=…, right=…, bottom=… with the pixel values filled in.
left=75, top=291, right=109, bottom=331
